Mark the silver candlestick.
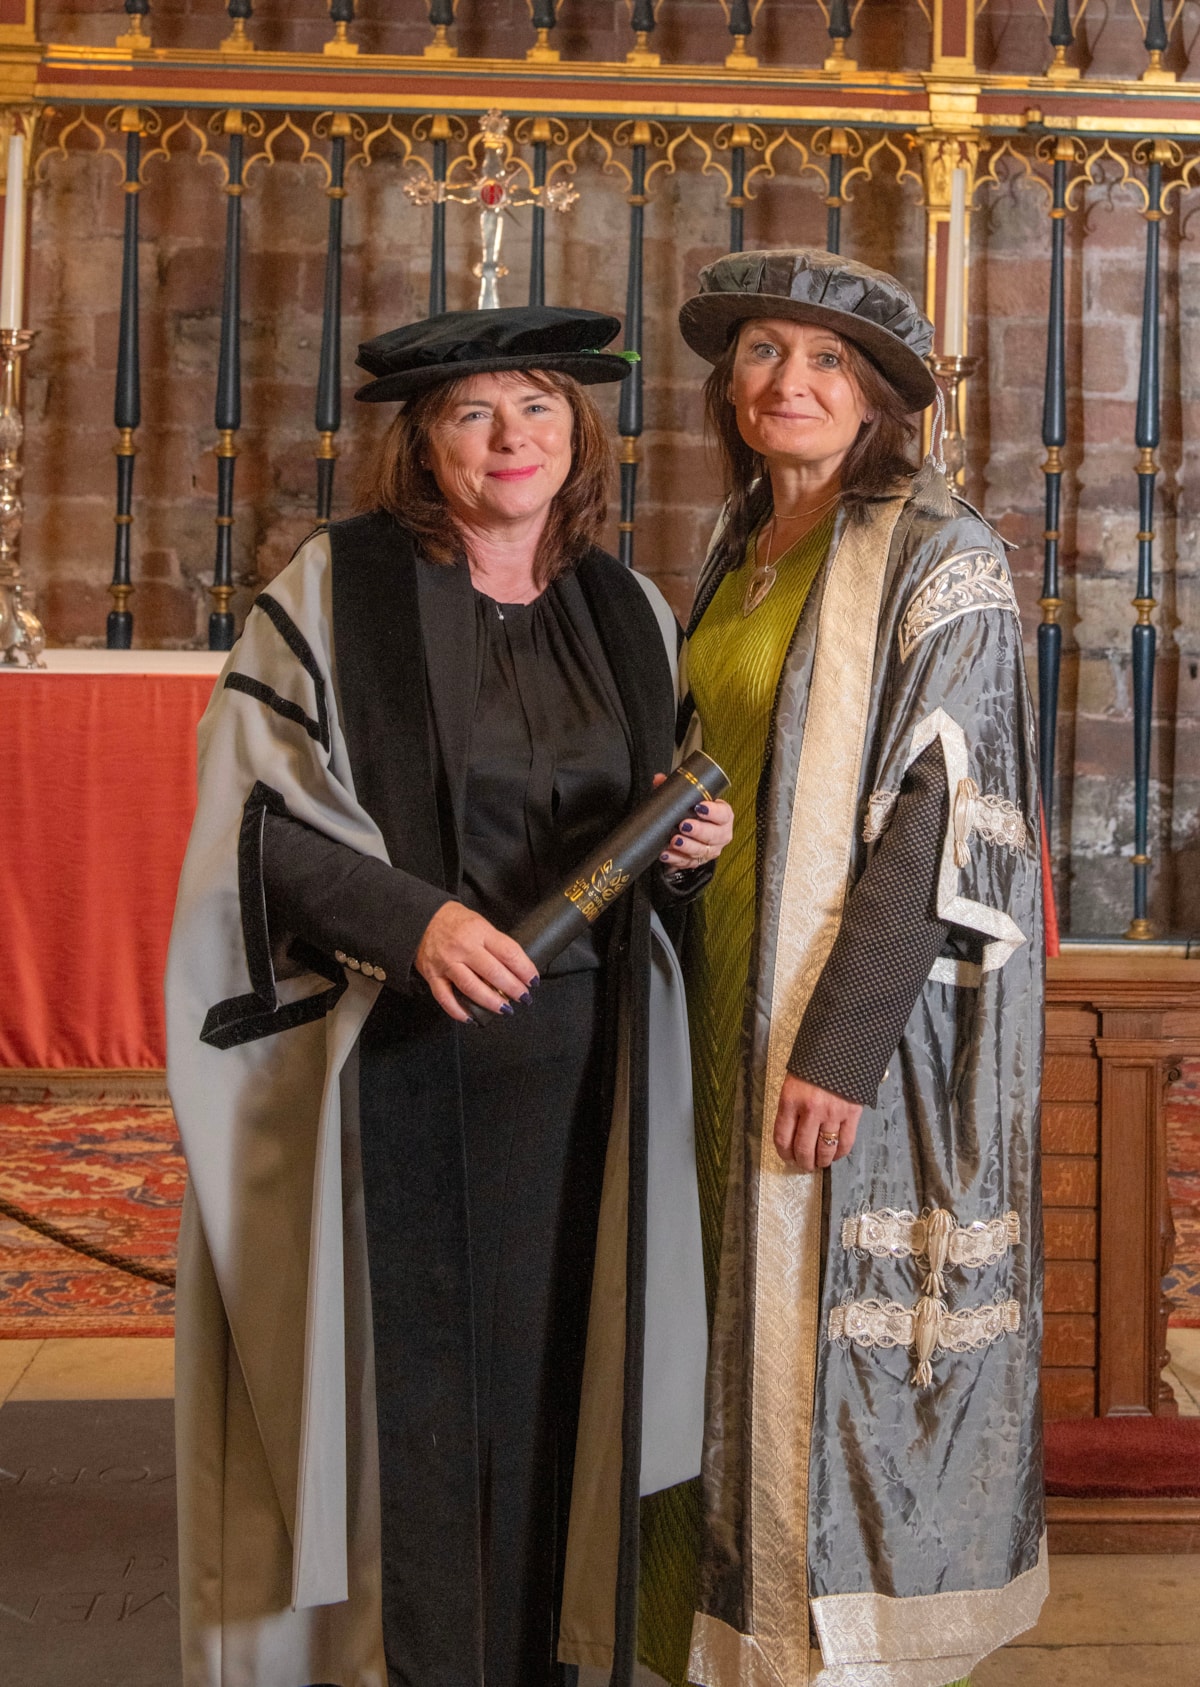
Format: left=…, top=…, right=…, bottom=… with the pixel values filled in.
left=928, top=352, right=979, bottom=487
left=0, top=327, right=44, bottom=667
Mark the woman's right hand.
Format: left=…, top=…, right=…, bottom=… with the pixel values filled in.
left=415, top=901, right=539, bottom=1023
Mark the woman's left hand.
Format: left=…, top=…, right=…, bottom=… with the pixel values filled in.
left=654, top=773, right=735, bottom=872
left=773, top=1075, right=862, bottom=1172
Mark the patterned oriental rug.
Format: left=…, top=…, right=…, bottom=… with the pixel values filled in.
left=1, top=1065, right=1197, bottom=1338
left=0, top=1103, right=183, bottom=1339
left=1166, top=1059, right=1200, bottom=1330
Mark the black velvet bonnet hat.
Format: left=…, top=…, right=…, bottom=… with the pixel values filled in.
left=355, top=305, right=634, bottom=403
left=679, top=249, right=937, bottom=412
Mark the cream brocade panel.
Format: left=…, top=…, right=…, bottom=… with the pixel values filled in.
left=863, top=778, right=1031, bottom=861
left=809, top=1539, right=1049, bottom=1685
left=826, top=1297, right=1021, bottom=1354
left=694, top=1537, right=1048, bottom=1687
left=840, top=1208, right=1020, bottom=1270
left=688, top=498, right=907, bottom=1687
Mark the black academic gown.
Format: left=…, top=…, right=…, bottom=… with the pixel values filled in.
left=263, top=511, right=683, bottom=1687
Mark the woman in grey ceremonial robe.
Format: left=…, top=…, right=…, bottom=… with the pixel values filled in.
left=639, top=253, right=1046, bottom=1687
left=165, top=306, right=733, bottom=1687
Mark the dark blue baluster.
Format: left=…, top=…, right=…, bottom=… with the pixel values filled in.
left=119, top=0, right=150, bottom=46
left=529, top=120, right=549, bottom=306
left=725, top=0, right=757, bottom=66
left=825, top=128, right=851, bottom=253
left=618, top=127, right=649, bottom=569
left=429, top=115, right=450, bottom=315
left=108, top=110, right=142, bottom=649
left=628, top=0, right=659, bottom=63
left=1038, top=140, right=1070, bottom=844
left=1144, top=0, right=1169, bottom=74
left=827, top=0, right=853, bottom=68
left=210, top=115, right=245, bottom=652
left=826, top=153, right=844, bottom=252
left=728, top=128, right=747, bottom=253
left=328, top=0, right=355, bottom=53
left=1127, top=147, right=1164, bottom=937
left=528, top=0, right=559, bottom=60
left=315, top=117, right=348, bottom=523
left=427, top=0, right=456, bottom=57
left=1047, top=0, right=1077, bottom=76
left=223, top=0, right=252, bottom=50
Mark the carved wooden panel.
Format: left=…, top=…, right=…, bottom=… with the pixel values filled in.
left=1043, top=953, right=1200, bottom=1420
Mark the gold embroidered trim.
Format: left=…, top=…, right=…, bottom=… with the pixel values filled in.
left=862, top=788, right=900, bottom=843
left=898, top=549, right=1019, bottom=663
left=565, top=858, right=630, bottom=923
left=951, top=776, right=1032, bottom=867
left=841, top=1208, right=1020, bottom=1289
left=827, top=1296, right=1021, bottom=1388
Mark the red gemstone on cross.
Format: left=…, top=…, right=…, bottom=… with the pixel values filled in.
left=479, top=180, right=506, bottom=209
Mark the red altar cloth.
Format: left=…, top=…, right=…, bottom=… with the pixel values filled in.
left=0, top=653, right=223, bottom=1070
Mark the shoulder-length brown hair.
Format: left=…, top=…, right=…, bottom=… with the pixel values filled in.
left=704, top=324, right=918, bottom=579
left=356, top=368, right=614, bottom=587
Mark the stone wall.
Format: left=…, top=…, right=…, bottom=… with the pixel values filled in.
left=17, top=0, right=1200, bottom=935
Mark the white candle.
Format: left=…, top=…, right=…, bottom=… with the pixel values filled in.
left=943, top=164, right=967, bottom=358
left=0, top=127, right=25, bottom=331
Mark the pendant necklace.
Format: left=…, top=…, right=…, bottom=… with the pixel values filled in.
left=741, top=491, right=841, bottom=618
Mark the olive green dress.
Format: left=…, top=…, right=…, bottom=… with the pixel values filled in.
left=638, top=508, right=970, bottom=1687
left=639, top=515, right=833, bottom=1686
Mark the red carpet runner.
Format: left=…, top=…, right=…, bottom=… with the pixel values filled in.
left=1045, top=1415, right=1200, bottom=1499
left=0, top=1103, right=182, bottom=1338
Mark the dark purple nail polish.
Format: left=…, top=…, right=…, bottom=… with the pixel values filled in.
left=529, top=975, right=541, bottom=990
left=680, top=821, right=694, bottom=833
left=660, top=851, right=671, bottom=861
left=519, top=992, right=533, bottom=1006
left=500, top=1003, right=514, bottom=1016
left=695, top=803, right=709, bottom=816
left=673, top=836, right=684, bottom=848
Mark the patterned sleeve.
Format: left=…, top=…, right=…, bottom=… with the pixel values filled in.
left=788, top=742, right=948, bottom=1105
left=790, top=507, right=1041, bottom=1101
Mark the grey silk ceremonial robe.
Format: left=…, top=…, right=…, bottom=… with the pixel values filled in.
left=165, top=523, right=708, bottom=1687
left=682, top=484, right=1046, bottom=1687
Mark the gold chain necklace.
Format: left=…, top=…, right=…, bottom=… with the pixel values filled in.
left=741, top=491, right=841, bottom=618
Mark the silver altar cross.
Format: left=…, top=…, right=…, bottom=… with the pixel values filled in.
left=403, top=109, right=578, bottom=309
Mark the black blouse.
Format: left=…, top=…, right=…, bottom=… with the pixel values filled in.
left=462, top=581, right=632, bottom=973
left=259, top=568, right=634, bottom=990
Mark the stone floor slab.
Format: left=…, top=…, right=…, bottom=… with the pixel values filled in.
left=0, top=1398, right=179, bottom=1687
left=1007, top=1552, right=1200, bottom=1647
left=0, top=1340, right=41, bottom=1405
left=974, top=1643, right=1200, bottom=1684
left=1167, top=1328, right=1200, bottom=1413
left=8, top=1336, right=174, bottom=1401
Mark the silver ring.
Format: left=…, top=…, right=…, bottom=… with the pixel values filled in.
left=819, top=1133, right=840, bottom=1147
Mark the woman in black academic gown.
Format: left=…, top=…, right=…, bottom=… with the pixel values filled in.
left=251, top=307, right=732, bottom=1687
